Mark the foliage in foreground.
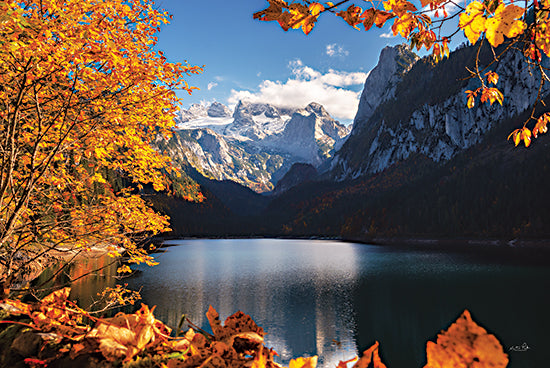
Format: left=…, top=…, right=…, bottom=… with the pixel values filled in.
left=254, top=0, right=550, bottom=148
left=0, top=0, right=203, bottom=295
left=0, top=288, right=508, bottom=368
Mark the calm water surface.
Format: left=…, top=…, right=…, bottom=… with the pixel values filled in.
left=84, top=239, right=550, bottom=368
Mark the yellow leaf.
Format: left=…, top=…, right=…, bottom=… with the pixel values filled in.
left=383, top=0, right=417, bottom=18
left=459, top=1, right=486, bottom=45
left=467, top=95, right=475, bottom=109
left=392, top=12, right=416, bottom=38
left=289, top=356, right=318, bottom=368
left=480, top=87, right=503, bottom=106
left=309, top=2, right=324, bottom=16
left=507, top=129, right=521, bottom=146
left=522, top=128, right=532, bottom=147
left=485, top=4, right=526, bottom=47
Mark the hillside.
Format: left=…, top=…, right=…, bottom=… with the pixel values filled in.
left=153, top=41, right=550, bottom=241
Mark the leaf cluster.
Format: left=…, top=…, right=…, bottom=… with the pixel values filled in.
left=0, top=289, right=509, bottom=368
left=0, top=0, right=203, bottom=294
left=254, top=0, right=550, bottom=147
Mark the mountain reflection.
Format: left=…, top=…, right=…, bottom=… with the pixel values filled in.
left=129, top=239, right=361, bottom=367
left=60, top=239, right=550, bottom=368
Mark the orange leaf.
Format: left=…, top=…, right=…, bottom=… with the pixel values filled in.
left=206, top=305, right=225, bottom=339
left=337, top=5, right=363, bottom=29
left=480, top=87, right=503, bottom=106
left=353, top=341, right=387, bottom=368
left=485, top=71, right=499, bottom=85
left=420, top=0, right=435, bottom=6
left=301, top=3, right=325, bottom=36
left=424, top=310, right=508, bottom=368
left=336, top=356, right=359, bottom=367
left=253, top=0, right=287, bottom=22
left=362, top=8, right=377, bottom=31
left=374, top=11, right=395, bottom=28
left=89, top=304, right=157, bottom=362
left=533, top=113, right=550, bottom=138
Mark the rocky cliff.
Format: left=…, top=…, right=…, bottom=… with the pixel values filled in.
left=331, top=42, right=549, bottom=180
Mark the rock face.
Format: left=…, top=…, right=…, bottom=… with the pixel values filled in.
left=176, top=103, right=208, bottom=123
left=277, top=103, right=350, bottom=165
left=353, top=44, right=419, bottom=128
left=207, top=102, right=232, bottom=117
left=224, top=101, right=289, bottom=141
left=330, top=43, right=549, bottom=180
left=165, top=101, right=350, bottom=192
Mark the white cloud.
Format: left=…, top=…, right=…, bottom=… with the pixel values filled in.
left=207, top=82, right=218, bottom=90
left=380, top=31, right=395, bottom=38
left=228, top=61, right=368, bottom=121
left=326, top=43, right=349, bottom=57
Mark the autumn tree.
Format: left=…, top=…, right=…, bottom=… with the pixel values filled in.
left=254, top=0, right=550, bottom=147
left=0, top=0, right=202, bottom=295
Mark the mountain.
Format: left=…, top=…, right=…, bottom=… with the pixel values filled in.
left=352, top=44, right=420, bottom=128
left=154, top=41, right=550, bottom=241
left=169, top=100, right=350, bottom=192
left=275, top=103, right=350, bottom=165
left=272, top=163, right=318, bottom=196
left=261, top=41, right=550, bottom=240
left=331, top=42, right=549, bottom=180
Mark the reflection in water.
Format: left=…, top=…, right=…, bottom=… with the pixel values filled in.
left=59, top=239, right=550, bottom=368
left=35, top=254, right=120, bottom=309
left=128, top=239, right=360, bottom=367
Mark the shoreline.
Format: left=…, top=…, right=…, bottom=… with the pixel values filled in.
left=153, top=234, right=550, bottom=253
left=152, top=235, right=550, bottom=268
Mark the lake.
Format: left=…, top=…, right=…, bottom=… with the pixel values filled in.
left=71, top=238, right=550, bottom=368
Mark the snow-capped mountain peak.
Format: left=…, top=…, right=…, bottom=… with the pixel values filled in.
left=168, top=100, right=350, bottom=192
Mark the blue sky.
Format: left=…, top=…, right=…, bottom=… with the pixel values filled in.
left=153, top=0, right=461, bottom=124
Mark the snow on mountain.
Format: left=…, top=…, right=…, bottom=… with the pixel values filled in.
left=176, top=116, right=233, bottom=134
left=223, top=101, right=292, bottom=141
left=207, top=102, right=232, bottom=118
left=272, top=102, right=350, bottom=165
left=169, top=101, right=350, bottom=192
